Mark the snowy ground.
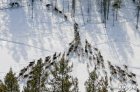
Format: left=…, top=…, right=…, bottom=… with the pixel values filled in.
left=0, top=0, right=140, bottom=91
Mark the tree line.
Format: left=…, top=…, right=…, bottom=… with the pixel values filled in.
left=0, top=49, right=139, bottom=92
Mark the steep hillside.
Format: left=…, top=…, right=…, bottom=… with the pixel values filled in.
left=0, top=0, right=140, bottom=91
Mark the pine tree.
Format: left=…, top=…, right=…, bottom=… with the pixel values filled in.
left=49, top=53, right=78, bottom=92
left=4, top=68, right=20, bottom=92
left=23, top=58, right=49, bottom=92
left=0, top=80, right=7, bottom=92
left=72, top=78, right=79, bottom=92
left=85, top=70, right=97, bottom=92
left=84, top=52, right=107, bottom=92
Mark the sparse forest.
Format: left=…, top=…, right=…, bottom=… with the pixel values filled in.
left=6, top=0, right=140, bottom=28
left=0, top=0, right=140, bottom=92
left=0, top=23, right=139, bottom=92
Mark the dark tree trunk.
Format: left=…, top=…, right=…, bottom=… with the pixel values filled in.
left=136, top=6, right=140, bottom=29
left=72, top=0, right=76, bottom=17
left=107, top=0, right=110, bottom=20
left=79, top=0, right=85, bottom=25
left=103, top=0, right=107, bottom=27
left=113, top=9, right=115, bottom=26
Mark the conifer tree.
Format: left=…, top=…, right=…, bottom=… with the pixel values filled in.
left=72, top=78, right=79, bottom=92
left=0, top=80, right=6, bottom=92
left=49, top=53, right=78, bottom=92
left=4, top=68, right=20, bottom=92
left=85, top=70, right=97, bottom=92
left=23, top=58, right=49, bottom=92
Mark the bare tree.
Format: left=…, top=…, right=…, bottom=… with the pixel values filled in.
left=136, top=2, right=140, bottom=29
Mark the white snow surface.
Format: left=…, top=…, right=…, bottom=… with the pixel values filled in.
left=0, top=0, right=140, bottom=91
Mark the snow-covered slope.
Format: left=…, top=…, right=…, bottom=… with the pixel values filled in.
left=0, top=0, right=140, bottom=91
